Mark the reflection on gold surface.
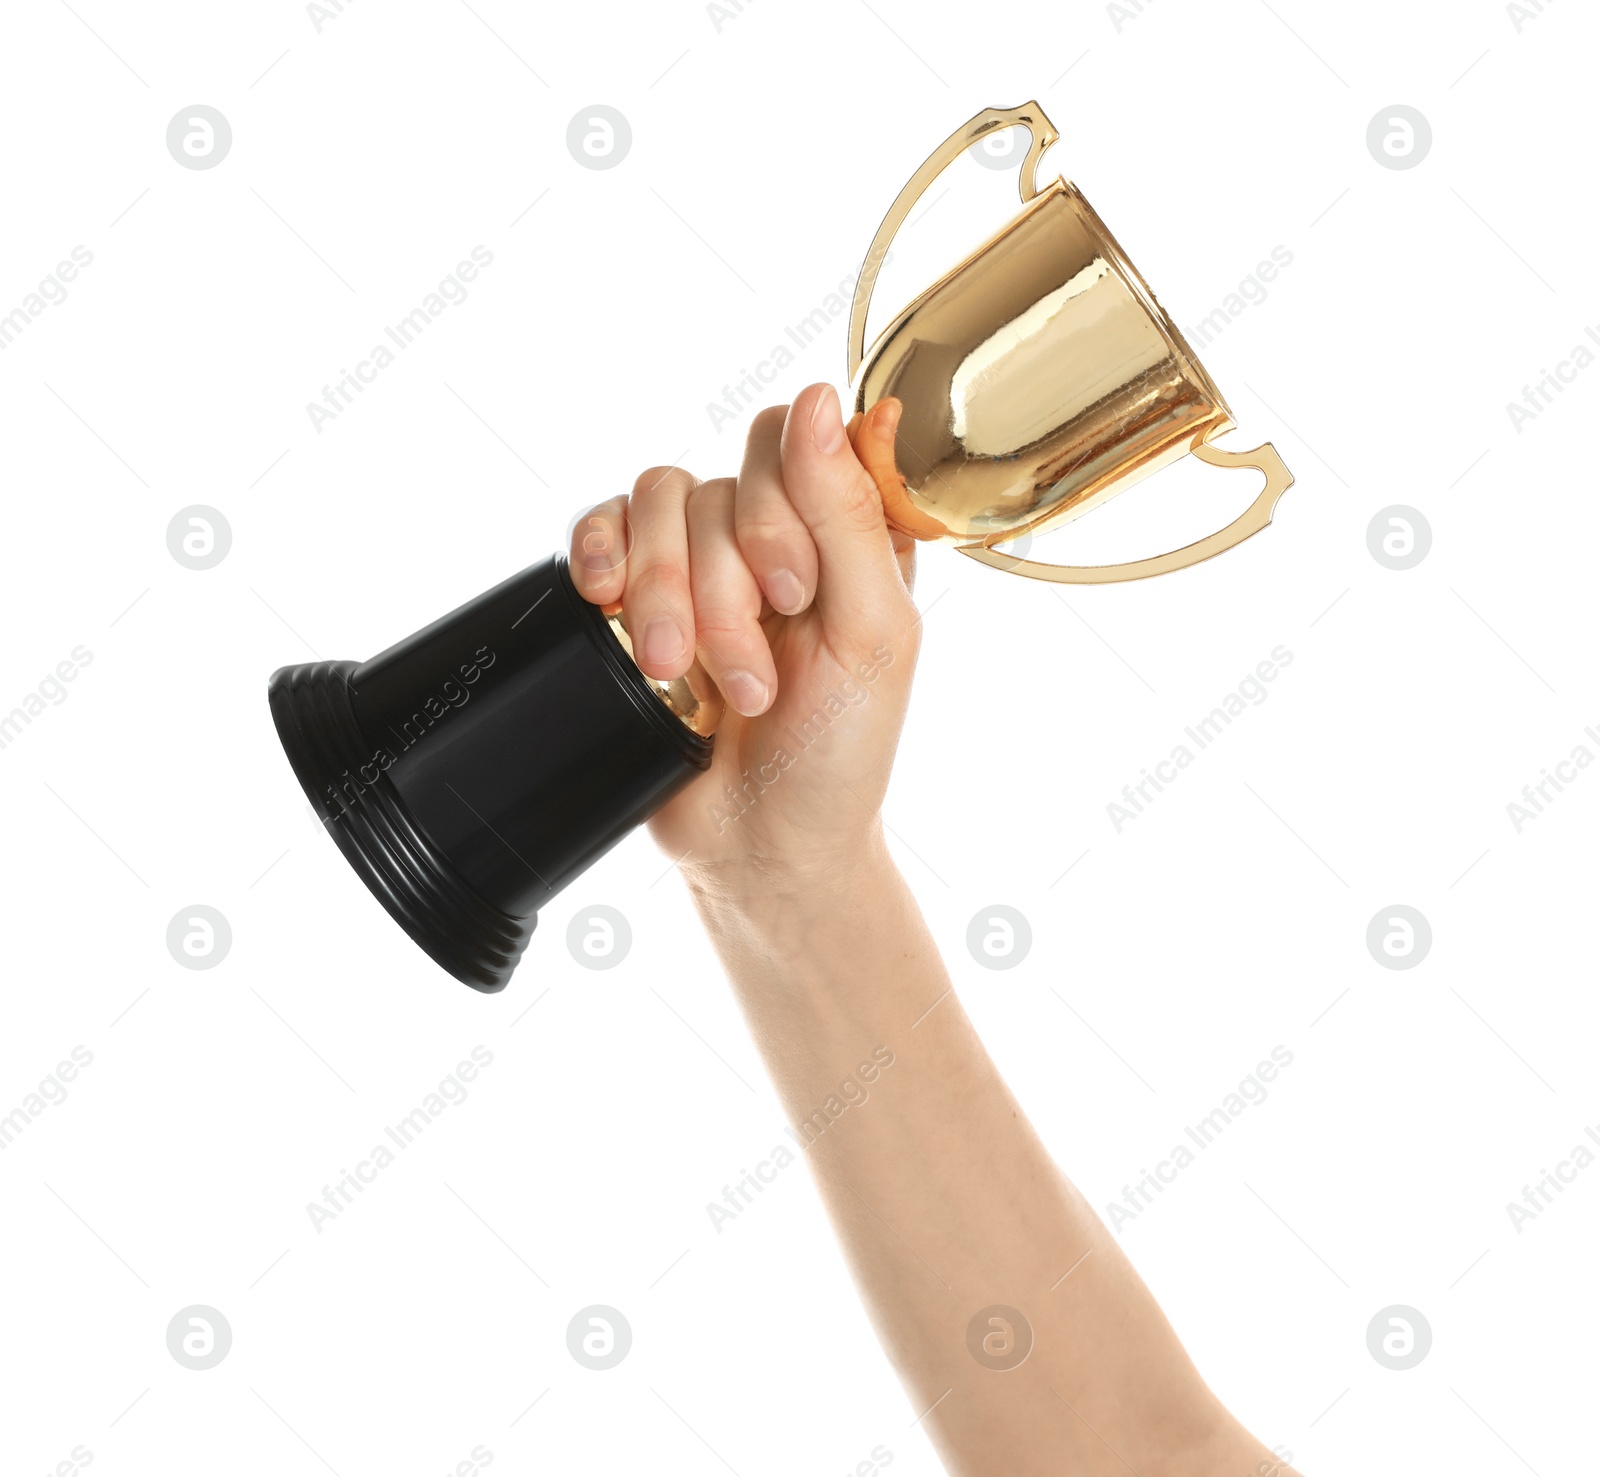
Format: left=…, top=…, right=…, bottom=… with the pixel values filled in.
left=848, top=102, right=1293, bottom=584
left=855, top=180, right=1232, bottom=548
left=602, top=606, right=723, bottom=738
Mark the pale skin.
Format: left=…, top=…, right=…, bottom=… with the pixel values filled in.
left=569, top=383, right=1301, bottom=1477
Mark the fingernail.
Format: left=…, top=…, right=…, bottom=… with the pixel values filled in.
left=876, top=398, right=903, bottom=438
left=810, top=386, right=845, bottom=454
left=766, top=567, right=805, bottom=615
left=721, top=669, right=769, bottom=717
left=584, top=551, right=612, bottom=572
left=641, top=616, right=685, bottom=668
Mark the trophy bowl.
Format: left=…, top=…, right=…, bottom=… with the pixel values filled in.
left=849, top=103, right=1293, bottom=584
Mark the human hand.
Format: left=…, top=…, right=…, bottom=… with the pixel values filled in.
left=567, top=383, right=919, bottom=886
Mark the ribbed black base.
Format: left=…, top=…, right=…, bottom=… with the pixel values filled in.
left=267, top=660, right=532, bottom=992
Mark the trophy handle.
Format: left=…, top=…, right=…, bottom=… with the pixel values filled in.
left=956, top=441, right=1295, bottom=585
left=846, top=102, right=1061, bottom=383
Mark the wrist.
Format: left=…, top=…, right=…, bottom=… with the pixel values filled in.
left=679, top=827, right=899, bottom=937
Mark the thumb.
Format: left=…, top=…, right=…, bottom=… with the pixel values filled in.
left=779, top=383, right=906, bottom=629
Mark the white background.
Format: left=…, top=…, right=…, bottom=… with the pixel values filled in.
left=2, top=1, right=1597, bottom=1473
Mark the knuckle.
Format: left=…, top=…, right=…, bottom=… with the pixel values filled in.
left=687, top=476, right=735, bottom=517
left=695, top=613, right=755, bottom=647
left=628, top=556, right=691, bottom=606
left=825, top=469, right=884, bottom=532
left=631, top=464, right=697, bottom=503
left=572, top=498, right=620, bottom=536
left=580, top=499, right=622, bottom=532
left=736, top=509, right=804, bottom=555
left=747, top=405, right=788, bottom=447
left=695, top=620, right=766, bottom=673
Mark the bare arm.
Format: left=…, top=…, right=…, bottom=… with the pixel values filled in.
left=684, top=845, right=1286, bottom=1477
left=570, top=384, right=1298, bottom=1477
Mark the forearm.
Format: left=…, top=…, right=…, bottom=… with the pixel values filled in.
left=685, top=836, right=1281, bottom=1477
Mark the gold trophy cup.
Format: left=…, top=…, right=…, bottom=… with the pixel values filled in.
left=850, top=102, right=1293, bottom=582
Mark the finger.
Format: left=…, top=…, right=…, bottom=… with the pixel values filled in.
left=841, top=397, right=917, bottom=599
left=850, top=398, right=915, bottom=556
left=568, top=495, right=630, bottom=606
left=621, top=464, right=698, bottom=681
left=779, top=383, right=905, bottom=622
left=852, top=402, right=917, bottom=593
left=851, top=394, right=939, bottom=549
left=850, top=396, right=900, bottom=494
left=735, top=405, right=819, bottom=617
left=686, top=478, right=775, bottom=717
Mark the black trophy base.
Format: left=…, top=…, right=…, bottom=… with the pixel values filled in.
left=267, top=556, right=711, bottom=993
left=268, top=659, right=535, bottom=990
